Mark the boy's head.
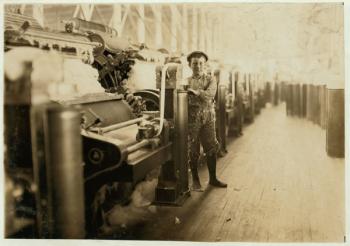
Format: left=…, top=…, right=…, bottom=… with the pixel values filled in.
left=187, top=51, right=208, bottom=77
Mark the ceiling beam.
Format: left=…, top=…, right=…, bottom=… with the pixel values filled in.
left=192, top=6, right=198, bottom=51
left=73, top=4, right=94, bottom=21
left=136, top=5, right=145, bottom=43
left=182, top=4, right=188, bottom=54
left=109, top=4, right=130, bottom=34
left=32, top=4, right=44, bottom=27
left=20, top=4, right=26, bottom=14
left=170, top=5, right=179, bottom=52
left=151, top=5, right=162, bottom=48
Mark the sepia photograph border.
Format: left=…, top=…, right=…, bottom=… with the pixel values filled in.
left=0, top=0, right=349, bottom=245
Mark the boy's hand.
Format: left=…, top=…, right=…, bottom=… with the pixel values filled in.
left=188, top=88, right=200, bottom=96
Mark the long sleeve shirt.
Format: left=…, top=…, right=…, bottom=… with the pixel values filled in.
left=187, top=74, right=217, bottom=109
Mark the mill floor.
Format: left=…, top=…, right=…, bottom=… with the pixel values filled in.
left=113, top=103, right=345, bottom=242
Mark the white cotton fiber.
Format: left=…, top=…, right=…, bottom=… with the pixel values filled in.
left=127, top=60, right=158, bottom=91
left=62, top=58, right=104, bottom=94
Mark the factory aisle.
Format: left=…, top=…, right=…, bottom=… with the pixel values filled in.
left=124, top=103, right=345, bottom=242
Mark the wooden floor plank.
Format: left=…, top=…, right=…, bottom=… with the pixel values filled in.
left=105, top=103, right=345, bottom=242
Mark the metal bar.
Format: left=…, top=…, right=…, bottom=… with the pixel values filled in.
left=92, top=115, right=150, bottom=134
left=22, top=31, right=101, bottom=46
left=126, top=139, right=150, bottom=153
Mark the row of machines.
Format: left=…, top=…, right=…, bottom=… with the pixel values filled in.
left=281, top=81, right=344, bottom=158
left=4, top=10, right=276, bottom=239
left=282, top=82, right=327, bottom=127
left=212, top=68, right=272, bottom=155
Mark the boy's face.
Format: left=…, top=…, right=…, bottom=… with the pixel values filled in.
left=189, top=56, right=206, bottom=77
